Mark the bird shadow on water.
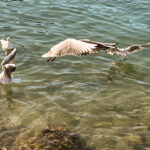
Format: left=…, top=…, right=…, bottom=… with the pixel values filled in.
left=105, top=61, right=141, bottom=83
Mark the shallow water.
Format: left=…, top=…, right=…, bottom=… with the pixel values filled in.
left=0, top=0, right=150, bottom=149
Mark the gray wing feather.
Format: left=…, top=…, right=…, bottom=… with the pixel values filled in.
left=106, top=48, right=121, bottom=55
left=126, top=43, right=150, bottom=54
left=1, top=48, right=17, bottom=66
left=80, top=39, right=117, bottom=47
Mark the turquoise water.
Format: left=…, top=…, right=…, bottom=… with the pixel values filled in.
left=0, top=0, right=150, bottom=149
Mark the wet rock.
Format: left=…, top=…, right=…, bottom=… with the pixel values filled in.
left=147, top=125, right=150, bottom=131
left=133, top=125, right=148, bottom=132
left=0, top=148, right=7, bottom=150
left=115, top=140, right=131, bottom=150
left=17, top=125, right=92, bottom=150
left=123, top=133, right=142, bottom=146
left=140, top=134, right=150, bottom=146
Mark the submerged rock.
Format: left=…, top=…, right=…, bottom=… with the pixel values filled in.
left=0, top=147, right=7, bottom=150
left=17, top=125, right=91, bottom=150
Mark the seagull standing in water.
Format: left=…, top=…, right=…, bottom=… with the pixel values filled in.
left=41, top=38, right=117, bottom=62
left=107, top=42, right=150, bottom=60
left=0, top=48, right=16, bottom=84
left=0, top=37, right=13, bottom=55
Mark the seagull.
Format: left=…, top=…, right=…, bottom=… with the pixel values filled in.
left=41, top=38, right=117, bottom=62
left=0, top=37, right=13, bottom=55
left=0, top=48, right=16, bottom=84
left=107, top=42, right=150, bottom=60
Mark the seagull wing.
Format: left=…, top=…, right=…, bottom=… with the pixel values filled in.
left=80, top=39, right=117, bottom=47
left=41, top=38, right=100, bottom=61
left=106, top=48, right=121, bottom=55
left=126, top=43, right=150, bottom=54
left=1, top=48, right=17, bottom=66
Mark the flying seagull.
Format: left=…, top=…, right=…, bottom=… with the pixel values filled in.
left=0, top=37, right=13, bottom=55
left=0, top=48, right=17, bottom=84
left=107, top=42, right=150, bottom=60
left=41, top=38, right=117, bottom=62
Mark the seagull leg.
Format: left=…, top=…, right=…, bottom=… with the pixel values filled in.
left=123, top=57, right=127, bottom=61
left=123, top=55, right=127, bottom=61
left=117, top=55, right=123, bottom=61
left=47, top=57, right=56, bottom=62
left=117, top=55, right=120, bottom=61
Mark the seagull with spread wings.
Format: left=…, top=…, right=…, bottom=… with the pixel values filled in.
left=0, top=48, right=17, bottom=84
left=107, top=43, right=150, bottom=60
left=41, top=38, right=117, bottom=62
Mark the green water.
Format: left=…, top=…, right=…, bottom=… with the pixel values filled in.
left=0, top=0, right=150, bottom=149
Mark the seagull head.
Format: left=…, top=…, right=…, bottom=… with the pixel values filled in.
left=7, top=37, right=11, bottom=41
left=121, top=49, right=127, bottom=60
